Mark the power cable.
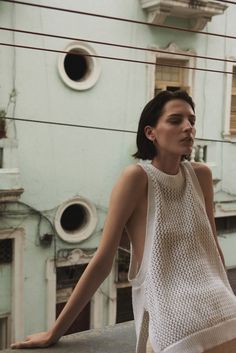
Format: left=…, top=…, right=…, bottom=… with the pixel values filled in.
left=1, top=26, right=236, bottom=65
left=215, top=0, right=236, bottom=4
left=4, top=115, right=236, bottom=145
left=1, top=0, right=236, bottom=41
left=0, top=42, right=235, bottom=76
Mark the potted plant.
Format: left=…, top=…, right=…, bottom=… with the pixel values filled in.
left=0, top=110, right=6, bottom=139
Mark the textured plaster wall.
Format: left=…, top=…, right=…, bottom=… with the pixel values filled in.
left=1, top=0, right=236, bottom=339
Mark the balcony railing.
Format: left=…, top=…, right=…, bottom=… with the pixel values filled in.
left=190, top=142, right=221, bottom=183
left=140, top=0, right=227, bottom=30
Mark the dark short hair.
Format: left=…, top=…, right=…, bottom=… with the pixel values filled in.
left=133, top=90, right=195, bottom=160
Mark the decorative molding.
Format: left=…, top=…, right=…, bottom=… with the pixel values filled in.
left=107, top=262, right=117, bottom=325
left=57, top=248, right=94, bottom=266
left=58, top=41, right=101, bottom=91
left=0, top=228, right=25, bottom=342
left=146, top=42, right=196, bottom=100
left=140, top=0, right=227, bottom=30
left=46, top=248, right=104, bottom=330
left=54, top=197, right=98, bottom=243
left=0, top=188, right=24, bottom=202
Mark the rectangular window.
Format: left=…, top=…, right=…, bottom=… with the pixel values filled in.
left=0, top=316, right=10, bottom=349
left=230, top=66, right=236, bottom=133
left=155, top=59, right=189, bottom=96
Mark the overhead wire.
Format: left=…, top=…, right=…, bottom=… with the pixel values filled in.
left=4, top=115, right=236, bottom=145
left=0, top=0, right=235, bottom=261
left=0, top=42, right=235, bottom=76
left=215, top=0, right=236, bottom=4
left=0, top=1, right=235, bottom=145
left=0, top=26, right=236, bottom=65
left=1, top=0, right=236, bottom=41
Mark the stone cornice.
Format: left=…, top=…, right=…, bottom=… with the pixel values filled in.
left=0, top=188, right=24, bottom=202
left=140, top=0, right=228, bottom=30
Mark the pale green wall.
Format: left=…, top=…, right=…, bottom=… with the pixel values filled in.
left=219, top=233, right=236, bottom=268
left=1, top=0, right=236, bottom=340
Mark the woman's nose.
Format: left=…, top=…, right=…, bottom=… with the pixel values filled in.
left=183, top=120, right=193, bottom=131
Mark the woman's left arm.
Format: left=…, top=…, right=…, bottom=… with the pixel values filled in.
left=192, top=162, right=226, bottom=268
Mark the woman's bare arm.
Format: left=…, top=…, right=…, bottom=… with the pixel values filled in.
left=193, top=162, right=225, bottom=268
left=11, top=165, right=147, bottom=349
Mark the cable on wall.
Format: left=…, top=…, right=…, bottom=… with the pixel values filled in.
left=0, top=26, right=236, bottom=65
left=214, top=0, right=236, bottom=5
left=1, top=0, right=236, bottom=41
left=0, top=42, right=235, bottom=76
left=4, top=115, right=236, bottom=145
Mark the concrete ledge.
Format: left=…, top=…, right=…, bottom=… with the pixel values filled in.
left=3, top=322, right=136, bottom=353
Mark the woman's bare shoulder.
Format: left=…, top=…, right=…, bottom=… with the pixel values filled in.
left=190, top=162, right=213, bottom=194
left=121, top=164, right=147, bottom=184
left=190, top=161, right=212, bottom=179
left=114, top=164, right=147, bottom=194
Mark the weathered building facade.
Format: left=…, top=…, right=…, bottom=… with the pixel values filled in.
left=0, top=0, right=236, bottom=349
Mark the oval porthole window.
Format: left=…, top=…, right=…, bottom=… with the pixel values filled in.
left=58, top=42, right=101, bottom=90
left=55, top=197, right=98, bottom=243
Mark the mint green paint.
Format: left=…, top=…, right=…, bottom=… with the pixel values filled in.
left=0, top=0, right=236, bottom=340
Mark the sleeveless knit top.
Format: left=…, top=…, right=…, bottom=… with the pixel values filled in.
left=128, top=161, right=236, bottom=353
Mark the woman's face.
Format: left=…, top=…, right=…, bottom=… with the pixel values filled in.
left=148, top=99, right=196, bottom=158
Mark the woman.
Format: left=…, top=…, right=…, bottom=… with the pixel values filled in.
left=11, top=90, right=236, bottom=352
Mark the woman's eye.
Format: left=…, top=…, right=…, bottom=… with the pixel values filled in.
left=170, top=119, right=181, bottom=124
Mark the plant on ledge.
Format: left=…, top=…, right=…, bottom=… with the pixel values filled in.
left=0, top=110, right=6, bottom=139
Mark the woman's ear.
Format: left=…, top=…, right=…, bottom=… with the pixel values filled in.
left=144, top=125, right=156, bottom=142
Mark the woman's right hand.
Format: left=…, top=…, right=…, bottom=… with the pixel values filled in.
left=11, top=331, right=57, bottom=349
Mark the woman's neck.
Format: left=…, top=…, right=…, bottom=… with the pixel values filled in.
left=151, top=155, right=182, bottom=175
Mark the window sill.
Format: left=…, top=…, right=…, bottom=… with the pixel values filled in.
left=222, top=132, right=236, bottom=143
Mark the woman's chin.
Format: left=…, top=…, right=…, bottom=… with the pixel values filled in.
left=182, top=146, right=193, bottom=155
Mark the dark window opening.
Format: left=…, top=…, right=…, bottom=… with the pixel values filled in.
left=0, top=239, right=13, bottom=264
left=215, top=216, right=236, bottom=234
left=117, top=248, right=130, bottom=283
left=228, top=268, right=236, bottom=295
left=0, top=114, right=6, bottom=139
left=166, top=86, right=181, bottom=92
left=60, top=204, right=88, bottom=233
left=64, top=51, right=88, bottom=81
left=116, top=287, right=134, bottom=323
left=0, top=148, right=3, bottom=168
left=56, top=264, right=90, bottom=334
left=56, top=264, right=87, bottom=289
left=56, top=301, right=90, bottom=334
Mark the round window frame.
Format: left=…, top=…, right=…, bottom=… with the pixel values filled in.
left=58, top=42, right=101, bottom=91
left=55, top=197, right=98, bottom=243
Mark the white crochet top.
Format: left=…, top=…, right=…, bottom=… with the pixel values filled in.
left=128, top=161, right=236, bottom=353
